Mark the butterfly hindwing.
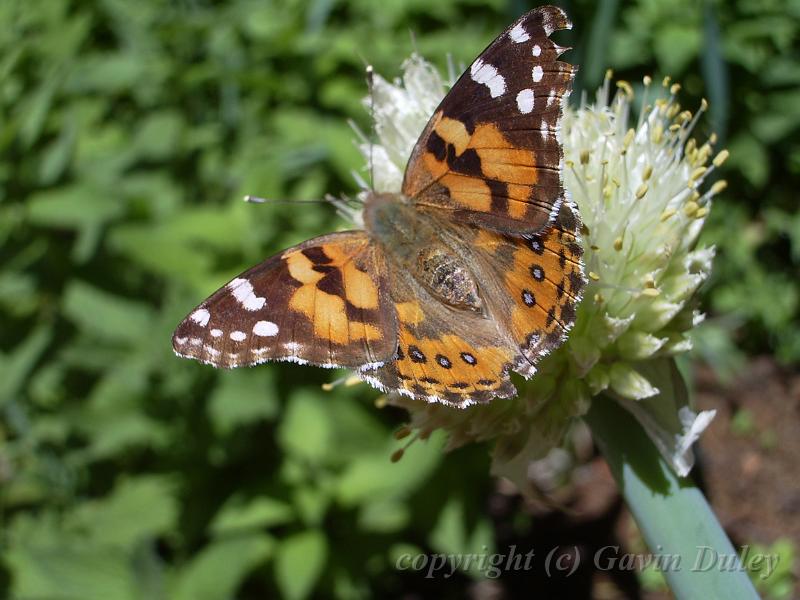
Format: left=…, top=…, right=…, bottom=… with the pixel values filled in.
left=473, top=200, right=585, bottom=377
left=172, top=232, right=397, bottom=369
left=361, top=269, right=518, bottom=407
left=402, top=5, right=575, bottom=234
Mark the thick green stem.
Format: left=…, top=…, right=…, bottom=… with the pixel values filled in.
left=584, top=394, right=760, bottom=599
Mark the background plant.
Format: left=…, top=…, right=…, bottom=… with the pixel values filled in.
left=1, top=0, right=797, bottom=598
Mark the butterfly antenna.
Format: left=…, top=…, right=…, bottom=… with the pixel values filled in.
left=243, top=195, right=330, bottom=205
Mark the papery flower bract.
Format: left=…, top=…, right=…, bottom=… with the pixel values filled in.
left=351, top=58, right=723, bottom=488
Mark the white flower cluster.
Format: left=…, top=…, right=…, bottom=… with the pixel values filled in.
left=354, top=58, right=727, bottom=484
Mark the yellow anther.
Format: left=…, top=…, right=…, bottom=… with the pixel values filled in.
left=660, top=208, right=677, bottom=221
left=710, top=180, right=728, bottom=195
left=651, top=123, right=663, bottom=144
left=635, top=183, right=648, bottom=199
left=666, top=103, right=680, bottom=119
left=613, top=237, right=623, bottom=251
left=713, top=149, right=729, bottom=167
left=622, top=128, right=635, bottom=153
left=580, top=149, right=590, bottom=165
left=642, top=165, right=653, bottom=181
left=616, top=80, right=634, bottom=98
left=670, top=82, right=681, bottom=95
left=589, top=271, right=600, bottom=281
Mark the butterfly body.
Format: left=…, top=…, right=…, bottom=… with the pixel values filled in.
left=173, top=6, right=585, bottom=407
left=363, top=192, right=482, bottom=312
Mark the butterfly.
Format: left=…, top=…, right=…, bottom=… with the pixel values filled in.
left=172, top=6, right=584, bottom=408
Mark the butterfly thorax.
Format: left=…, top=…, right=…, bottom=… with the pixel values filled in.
left=364, top=192, right=482, bottom=313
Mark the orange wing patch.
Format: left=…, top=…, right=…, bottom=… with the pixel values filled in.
left=409, top=111, right=549, bottom=226
left=389, top=330, right=516, bottom=406
left=284, top=242, right=384, bottom=346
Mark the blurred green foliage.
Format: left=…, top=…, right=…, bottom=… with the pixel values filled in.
left=1, top=0, right=797, bottom=597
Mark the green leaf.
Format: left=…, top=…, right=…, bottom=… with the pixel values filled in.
left=173, top=534, right=274, bottom=600
left=27, top=184, right=125, bottom=229
left=274, top=530, right=328, bottom=600
left=210, top=496, right=294, bottom=536
left=335, top=431, right=444, bottom=506
left=585, top=395, right=760, bottom=599
left=0, top=324, right=52, bottom=408
left=276, top=390, right=334, bottom=464
left=358, top=499, right=410, bottom=533
left=208, top=370, right=279, bottom=435
left=132, top=110, right=184, bottom=161
left=7, top=540, right=140, bottom=600
left=62, top=281, right=153, bottom=344
left=429, top=496, right=494, bottom=578
left=6, top=513, right=147, bottom=600
left=68, top=476, right=179, bottom=547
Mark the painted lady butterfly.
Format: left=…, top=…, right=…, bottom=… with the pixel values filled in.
left=173, top=6, right=584, bottom=407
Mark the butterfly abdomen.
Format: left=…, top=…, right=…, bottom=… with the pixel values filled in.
left=416, top=246, right=481, bottom=312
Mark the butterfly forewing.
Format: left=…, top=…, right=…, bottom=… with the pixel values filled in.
left=172, top=232, right=397, bottom=369
left=402, top=5, right=576, bottom=234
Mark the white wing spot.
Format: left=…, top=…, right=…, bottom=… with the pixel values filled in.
left=189, top=338, right=202, bottom=346
left=532, top=44, right=542, bottom=57
left=253, top=320, right=279, bottom=337
left=204, top=346, right=221, bottom=358
left=210, top=328, right=223, bottom=337
left=228, top=278, right=266, bottom=311
left=547, top=90, right=557, bottom=107
left=174, top=336, right=188, bottom=345
left=516, top=89, right=535, bottom=114
left=540, top=119, right=549, bottom=139
left=230, top=330, right=247, bottom=342
left=190, top=308, right=210, bottom=327
left=470, top=58, right=506, bottom=98
left=509, top=23, right=530, bottom=43
left=532, top=65, right=544, bottom=83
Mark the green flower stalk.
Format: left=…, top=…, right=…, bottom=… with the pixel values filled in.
left=352, top=57, right=726, bottom=487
